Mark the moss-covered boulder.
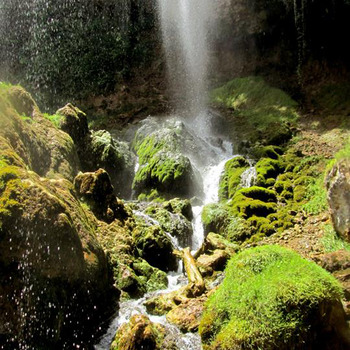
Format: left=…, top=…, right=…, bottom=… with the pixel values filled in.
left=56, top=104, right=135, bottom=198
left=199, top=245, right=350, bottom=350
left=219, top=156, right=250, bottom=200
left=132, top=123, right=196, bottom=199
left=211, top=76, right=298, bottom=148
left=133, top=225, right=178, bottom=272
left=0, top=84, right=116, bottom=348
left=56, top=103, right=89, bottom=144
left=74, top=169, right=130, bottom=223
left=89, top=130, right=135, bottom=198
left=144, top=202, right=193, bottom=247
left=111, top=314, right=178, bottom=350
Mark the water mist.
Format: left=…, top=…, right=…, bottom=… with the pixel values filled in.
left=157, top=0, right=215, bottom=116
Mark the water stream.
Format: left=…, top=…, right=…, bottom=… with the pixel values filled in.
left=94, top=112, right=233, bottom=349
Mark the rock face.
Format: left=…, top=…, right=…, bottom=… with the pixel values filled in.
left=56, top=104, right=135, bottom=198
left=0, top=85, right=115, bottom=348
left=326, top=159, right=350, bottom=242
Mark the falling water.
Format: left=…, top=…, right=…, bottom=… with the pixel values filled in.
left=157, top=0, right=215, bottom=115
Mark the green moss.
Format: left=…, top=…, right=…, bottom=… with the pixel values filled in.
left=211, top=77, right=298, bottom=146
left=255, top=158, right=284, bottom=187
left=199, top=245, right=343, bottom=350
left=219, top=156, right=249, bottom=200
left=250, top=145, right=284, bottom=160
left=43, top=113, right=64, bottom=128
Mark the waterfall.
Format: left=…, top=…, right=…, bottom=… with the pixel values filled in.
left=157, top=0, right=215, bottom=115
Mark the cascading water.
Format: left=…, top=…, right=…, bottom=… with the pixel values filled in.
left=157, top=0, right=214, bottom=115
left=95, top=1, right=234, bottom=349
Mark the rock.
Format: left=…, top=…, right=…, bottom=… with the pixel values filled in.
left=7, top=86, right=38, bottom=117
left=89, top=130, right=135, bottom=198
left=0, top=86, right=116, bottom=348
left=219, top=156, right=250, bottom=200
left=145, top=203, right=193, bottom=247
left=110, top=314, right=178, bottom=350
left=200, top=245, right=350, bottom=350
left=56, top=103, right=89, bottom=144
left=326, top=160, right=350, bottom=242
left=163, top=198, right=193, bottom=221
left=166, top=296, right=206, bottom=333
left=74, top=169, right=130, bottom=223
left=132, top=123, right=196, bottom=199
left=133, top=225, right=178, bottom=272
left=315, top=250, right=350, bottom=273
left=197, top=250, right=230, bottom=276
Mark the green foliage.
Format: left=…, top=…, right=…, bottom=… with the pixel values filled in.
left=200, top=245, right=343, bottom=350
left=43, top=113, right=64, bottom=128
left=321, top=224, right=350, bottom=253
left=302, top=175, right=328, bottom=215
left=0, top=1, right=157, bottom=108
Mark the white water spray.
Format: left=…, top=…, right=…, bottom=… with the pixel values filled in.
left=157, top=0, right=215, bottom=115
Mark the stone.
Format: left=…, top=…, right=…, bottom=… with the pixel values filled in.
left=74, top=169, right=129, bottom=223
left=166, top=296, right=207, bottom=333
left=110, top=314, right=177, bottom=350
left=326, top=160, right=350, bottom=242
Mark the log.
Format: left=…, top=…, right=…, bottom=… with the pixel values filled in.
left=182, top=247, right=205, bottom=297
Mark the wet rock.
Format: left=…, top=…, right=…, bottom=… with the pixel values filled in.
left=166, top=296, right=207, bottom=333
left=0, top=86, right=115, bottom=347
left=132, top=123, right=196, bottom=199
left=56, top=104, right=135, bottom=198
left=111, top=314, right=178, bottom=350
left=145, top=203, right=193, bottom=247
left=56, top=103, right=89, bottom=144
left=74, top=168, right=130, bottom=223
left=7, top=86, right=38, bottom=117
left=133, top=225, right=178, bottom=272
left=326, top=160, right=350, bottom=242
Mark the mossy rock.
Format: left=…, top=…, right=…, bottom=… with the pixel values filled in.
left=144, top=204, right=193, bottom=247
left=133, top=258, right=168, bottom=292
left=255, top=158, right=284, bottom=187
left=250, top=145, right=284, bottom=160
left=163, top=198, right=193, bottom=221
left=230, top=190, right=277, bottom=218
left=219, top=156, right=250, bottom=200
left=202, top=203, right=230, bottom=235
left=133, top=225, right=178, bottom=272
left=132, top=126, right=196, bottom=199
left=111, top=314, right=178, bottom=350
left=89, top=130, right=135, bottom=198
left=211, top=76, right=298, bottom=147
left=199, top=245, right=348, bottom=350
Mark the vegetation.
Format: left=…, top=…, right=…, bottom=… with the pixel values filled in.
left=200, top=245, right=343, bottom=350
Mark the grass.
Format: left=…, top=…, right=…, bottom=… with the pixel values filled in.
left=43, top=113, right=64, bottom=128
left=199, top=245, right=343, bottom=350
left=322, top=224, right=350, bottom=253
left=302, top=175, right=328, bottom=215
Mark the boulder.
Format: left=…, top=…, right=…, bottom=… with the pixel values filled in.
left=56, top=103, right=89, bottom=144
left=111, top=314, right=178, bottom=350
left=133, top=225, right=178, bottom=272
left=74, top=169, right=130, bottom=223
left=132, top=123, right=196, bottom=199
left=0, top=85, right=115, bottom=348
left=166, top=296, right=206, bottom=333
left=200, top=245, right=350, bottom=350
left=326, top=160, right=350, bottom=242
